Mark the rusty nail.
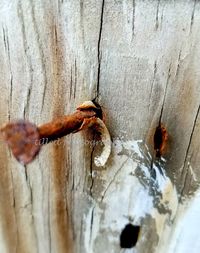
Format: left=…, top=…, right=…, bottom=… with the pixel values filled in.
left=0, top=101, right=111, bottom=166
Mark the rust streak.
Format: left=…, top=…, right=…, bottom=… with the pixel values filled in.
left=154, top=123, right=168, bottom=158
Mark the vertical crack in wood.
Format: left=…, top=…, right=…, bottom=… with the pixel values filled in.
left=29, top=0, right=48, bottom=113
left=5, top=34, right=12, bottom=115
left=74, top=58, right=77, bottom=99
left=29, top=184, right=39, bottom=253
left=9, top=166, right=19, bottom=253
left=70, top=66, right=73, bottom=100
left=2, top=26, right=13, bottom=121
left=148, top=60, right=157, bottom=112
left=2, top=27, right=7, bottom=50
left=89, top=0, right=105, bottom=197
left=54, top=24, right=58, bottom=59
left=175, top=49, right=182, bottom=79
left=69, top=57, right=77, bottom=101
left=24, top=166, right=33, bottom=209
left=190, top=0, right=197, bottom=32
left=17, top=1, right=33, bottom=119
left=89, top=142, right=95, bottom=197
left=132, top=0, right=136, bottom=39
left=96, top=0, right=105, bottom=98
left=9, top=78, right=13, bottom=121
left=180, top=104, right=200, bottom=199
left=101, top=158, right=129, bottom=202
left=155, top=0, right=160, bottom=30
left=23, top=165, right=39, bottom=253
left=159, top=63, right=171, bottom=124
left=89, top=206, right=95, bottom=246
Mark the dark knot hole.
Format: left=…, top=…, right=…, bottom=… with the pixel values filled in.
left=120, top=223, right=140, bottom=248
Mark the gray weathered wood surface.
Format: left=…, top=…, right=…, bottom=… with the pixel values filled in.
left=0, top=0, right=200, bottom=253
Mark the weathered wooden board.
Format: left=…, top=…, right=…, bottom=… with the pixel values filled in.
left=0, top=1, right=200, bottom=253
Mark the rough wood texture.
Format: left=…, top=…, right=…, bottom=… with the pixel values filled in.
left=0, top=1, right=200, bottom=253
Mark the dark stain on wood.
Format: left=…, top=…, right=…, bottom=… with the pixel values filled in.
left=154, top=123, right=168, bottom=158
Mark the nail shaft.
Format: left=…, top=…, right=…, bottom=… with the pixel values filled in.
left=38, top=110, right=96, bottom=143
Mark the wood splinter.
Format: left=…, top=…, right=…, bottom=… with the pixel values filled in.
left=0, top=101, right=111, bottom=166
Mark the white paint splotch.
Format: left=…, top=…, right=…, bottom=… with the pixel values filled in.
left=157, top=189, right=200, bottom=253
left=84, top=139, right=179, bottom=253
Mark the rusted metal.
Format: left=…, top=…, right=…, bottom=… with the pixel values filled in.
left=1, top=101, right=110, bottom=165
left=1, top=120, right=40, bottom=165
left=38, top=110, right=97, bottom=142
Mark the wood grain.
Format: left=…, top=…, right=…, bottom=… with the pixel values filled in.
left=0, top=1, right=200, bottom=253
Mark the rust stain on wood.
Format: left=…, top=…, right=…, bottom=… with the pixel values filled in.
left=0, top=144, right=18, bottom=252
left=52, top=142, right=73, bottom=253
left=154, top=123, right=168, bottom=158
left=50, top=22, right=73, bottom=253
